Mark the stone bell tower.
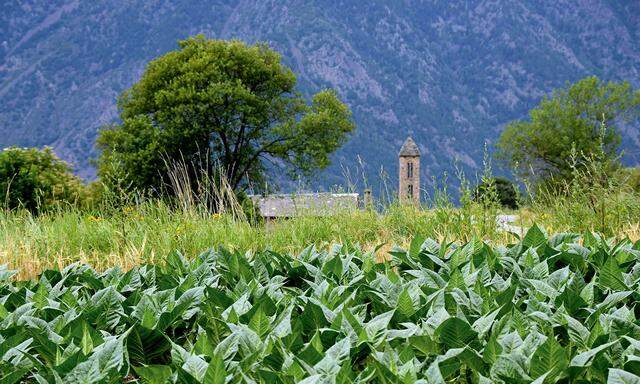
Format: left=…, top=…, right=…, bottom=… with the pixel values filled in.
left=399, top=137, right=420, bottom=204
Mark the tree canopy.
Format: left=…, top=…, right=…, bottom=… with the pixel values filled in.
left=496, top=76, right=640, bottom=186
left=97, top=36, right=355, bottom=194
left=0, top=147, right=85, bottom=212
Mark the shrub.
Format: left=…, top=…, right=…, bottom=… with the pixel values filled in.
left=474, top=176, right=519, bottom=209
left=0, top=147, right=85, bottom=212
left=237, top=191, right=263, bottom=225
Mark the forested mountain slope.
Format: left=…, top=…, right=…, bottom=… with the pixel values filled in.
left=2, top=1, right=639, bottom=190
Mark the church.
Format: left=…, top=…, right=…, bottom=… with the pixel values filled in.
left=398, top=137, right=421, bottom=204
left=250, top=136, right=421, bottom=218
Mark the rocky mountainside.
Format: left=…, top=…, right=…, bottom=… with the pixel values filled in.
left=2, top=0, right=639, bottom=193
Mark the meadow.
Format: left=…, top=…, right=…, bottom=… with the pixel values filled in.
left=1, top=190, right=639, bottom=281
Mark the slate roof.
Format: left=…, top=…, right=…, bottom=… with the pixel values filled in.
left=248, top=193, right=359, bottom=218
left=399, top=137, right=420, bottom=157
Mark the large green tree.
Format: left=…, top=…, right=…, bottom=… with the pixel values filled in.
left=496, top=76, right=640, bottom=185
left=97, top=36, right=354, bottom=194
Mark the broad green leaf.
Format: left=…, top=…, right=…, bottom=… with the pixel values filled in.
left=0, top=367, right=30, bottom=384
left=315, top=337, right=350, bottom=372
left=397, top=288, right=415, bottom=318
left=64, top=336, right=125, bottom=383
left=365, top=310, right=394, bottom=342
left=203, top=353, right=226, bottom=384
left=81, top=322, right=93, bottom=356
left=472, top=308, right=501, bottom=339
left=126, top=325, right=171, bottom=366
left=523, top=224, right=547, bottom=249
left=133, top=365, right=173, bottom=384
left=0, top=264, right=17, bottom=283
left=490, top=354, right=531, bottom=383
left=248, top=307, right=271, bottom=337
left=31, top=284, right=48, bottom=309
left=599, top=256, right=628, bottom=291
left=272, top=305, right=293, bottom=338
left=440, top=347, right=488, bottom=376
left=527, top=279, right=559, bottom=299
left=564, top=315, right=590, bottom=349
left=530, top=336, right=567, bottom=380
left=410, top=235, right=426, bottom=259
left=449, top=239, right=476, bottom=271
left=608, top=369, right=640, bottom=384
left=530, top=371, right=551, bottom=384
left=570, top=340, right=618, bottom=367
left=436, top=317, right=478, bottom=349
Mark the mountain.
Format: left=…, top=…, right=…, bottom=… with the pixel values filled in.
left=2, top=0, right=640, bottom=194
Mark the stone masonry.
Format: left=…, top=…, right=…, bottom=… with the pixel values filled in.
left=399, top=137, right=420, bottom=204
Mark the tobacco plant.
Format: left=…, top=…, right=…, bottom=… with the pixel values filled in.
left=2, top=225, right=640, bottom=383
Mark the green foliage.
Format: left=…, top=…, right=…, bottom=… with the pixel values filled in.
left=236, top=190, right=263, bottom=225
left=496, top=76, right=640, bottom=186
left=97, top=36, right=354, bottom=195
left=474, top=177, right=519, bottom=209
left=3, top=229, right=640, bottom=382
left=529, top=121, right=640, bottom=235
left=0, top=147, right=85, bottom=213
left=619, top=167, right=640, bottom=192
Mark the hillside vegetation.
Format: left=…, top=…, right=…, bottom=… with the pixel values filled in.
left=3, top=1, right=640, bottom=185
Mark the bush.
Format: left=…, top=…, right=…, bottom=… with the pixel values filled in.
left=0, top=147, right=86, bottom=212
left=474, top=176, right=519, bottom=209
left=237, top=191, right=263, bottom=225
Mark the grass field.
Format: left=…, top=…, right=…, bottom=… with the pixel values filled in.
left=3, top=144, right=639, bottom=279
left=0, top=202, right=505, bottom=279
left=1, top=188, right=639, bottom=280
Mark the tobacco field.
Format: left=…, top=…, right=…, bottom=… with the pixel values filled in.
left=3, top=225, right=640, bottom=383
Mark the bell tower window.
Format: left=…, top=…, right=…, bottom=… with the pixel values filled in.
left=407, top=162, right=413, bottom=178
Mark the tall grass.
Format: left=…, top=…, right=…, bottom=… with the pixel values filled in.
left=0, top=199, right=523, bottom=279
left=3, top=190, right=639, bottom=280
left=2, top=138, right=640, bottom=279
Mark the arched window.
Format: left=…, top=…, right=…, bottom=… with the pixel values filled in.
left=407, top=162, right=413, bottom=178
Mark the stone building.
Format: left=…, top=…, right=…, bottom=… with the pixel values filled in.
left=249, top=193, right=359, bottom=220
left=399, top=137, right=420, bottom=204
left=248, top=137, right=421, bottom=219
